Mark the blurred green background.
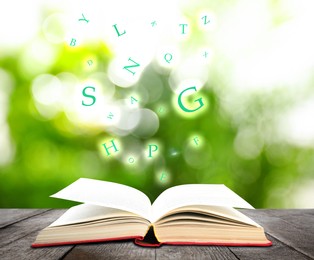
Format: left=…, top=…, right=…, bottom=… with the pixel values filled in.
left=1, top=0, right=314, bottom=209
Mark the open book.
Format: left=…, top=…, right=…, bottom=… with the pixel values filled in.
left=32, top=178, right=272, bottom=247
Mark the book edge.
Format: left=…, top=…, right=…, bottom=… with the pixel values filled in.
left=32, top=237, right=272, bottom=248
left=31, top=235, right=144, bottom=248
left=134, top=238, right=272, bottom=247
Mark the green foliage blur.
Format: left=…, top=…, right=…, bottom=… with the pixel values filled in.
left=1, top=1, right=314, bottom=209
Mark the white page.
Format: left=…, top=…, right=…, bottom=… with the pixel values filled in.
left=50, top=204, right=138, bottom=227
left=151, top=184, right=254, bottom=223
left=51, top=178, right=152, bottom=220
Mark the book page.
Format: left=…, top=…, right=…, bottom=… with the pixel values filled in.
left=155, top=205, right=260, bottom=227
left=151, top=184, right=254, bottom=222
left=50, top=204, right=140, bottom=227
left=51, top=178, right=152, bottom=220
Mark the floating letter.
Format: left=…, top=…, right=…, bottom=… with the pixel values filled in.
left=148, top=144, right=158, bottom=158
left=70, top=38, right=77, bottom=46
left=107, top=112, right=114, bottom=119
left=113, top=24, right=126, bottom=37
left=179, top=24, right=188, bottom=34
left=123, top=58, right=140, bottom=75
left=160, top=172, right=166, bottom=181
left=193, top=136, right=199, bottom=145
left=82, top=86, right=96, bottom=106
left=131, top=96, right=138, bottom=104
left=102, top=139, right=119, bottom=156
left=201, top=15, right=210, bottom=25
left=78, top=13, right=89, bottom=23
left=178, top=86, right=204, bottom=112
left=164, top=53, right=173, bottom=64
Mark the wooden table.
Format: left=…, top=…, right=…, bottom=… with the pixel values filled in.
left=0, top=209, right=313, bottom=259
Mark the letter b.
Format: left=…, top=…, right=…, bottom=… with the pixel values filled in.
left=70, top=38, right=77, bottom=46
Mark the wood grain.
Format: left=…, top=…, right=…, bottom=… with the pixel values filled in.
left=156, top=245, right=238, bottom=260
left=240, top=209, right=314, bottom=259
left=0, top=209, right=49, bottom=228
left=63, top=241, right=156, bottom=260
left=0, top=209, right=73, bottom=260
left=1, top=209, right=314, bottom=260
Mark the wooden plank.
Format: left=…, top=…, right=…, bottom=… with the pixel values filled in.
left=0, top=209, right=64, bottom=248
left=63, top=241, right=156, bottom=260
left=0, top=209, right=73, bottom=260
left=156, top=245, right=238, bottom=260
left=240, top=209, right=314, bottom=259
left=228, top=234, right=312, bottom=260
left=64, top=243, right=239, bottom=260
left=266, top=209, right=314, bottom=230
left=0, top=209, right=49, bottom=228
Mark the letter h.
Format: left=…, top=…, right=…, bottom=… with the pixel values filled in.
left=102, top=139, right=119, bottom=156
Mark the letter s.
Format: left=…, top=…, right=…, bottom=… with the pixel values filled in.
left=82, top=86, right=96, bottom=106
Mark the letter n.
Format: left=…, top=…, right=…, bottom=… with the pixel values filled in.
left=123, top=58, right=140, bottom=76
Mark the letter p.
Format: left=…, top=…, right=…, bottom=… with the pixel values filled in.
left=148, top=144, right=158, bottom=158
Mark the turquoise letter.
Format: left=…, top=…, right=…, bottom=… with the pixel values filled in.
left=123, top=58, right=140, bottom=75
left=131, top=96, right=138, bottom=104
left=193, top=136, right=199, bottom=145
left=201, top=15, right=210, bottom=25
left=107, top=112, right=114, bottom=119
left=113, top=24, right=126, bottom=37
left=160, top=172, right=166, bottom=181
left=178, top=87, right=204, bottom=112
left=82, top=86, right=96, bottom=106
left=70, top=38, right=76, bottom=46
left=179, top=24, right=188, bottom=34
left=164, top=53, right=173, bottom=63
left=78, top=14, right=89, bottom=23
left=148, top=144, right=158, bottom=158
left=102, top=139, right=119, bottom=156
